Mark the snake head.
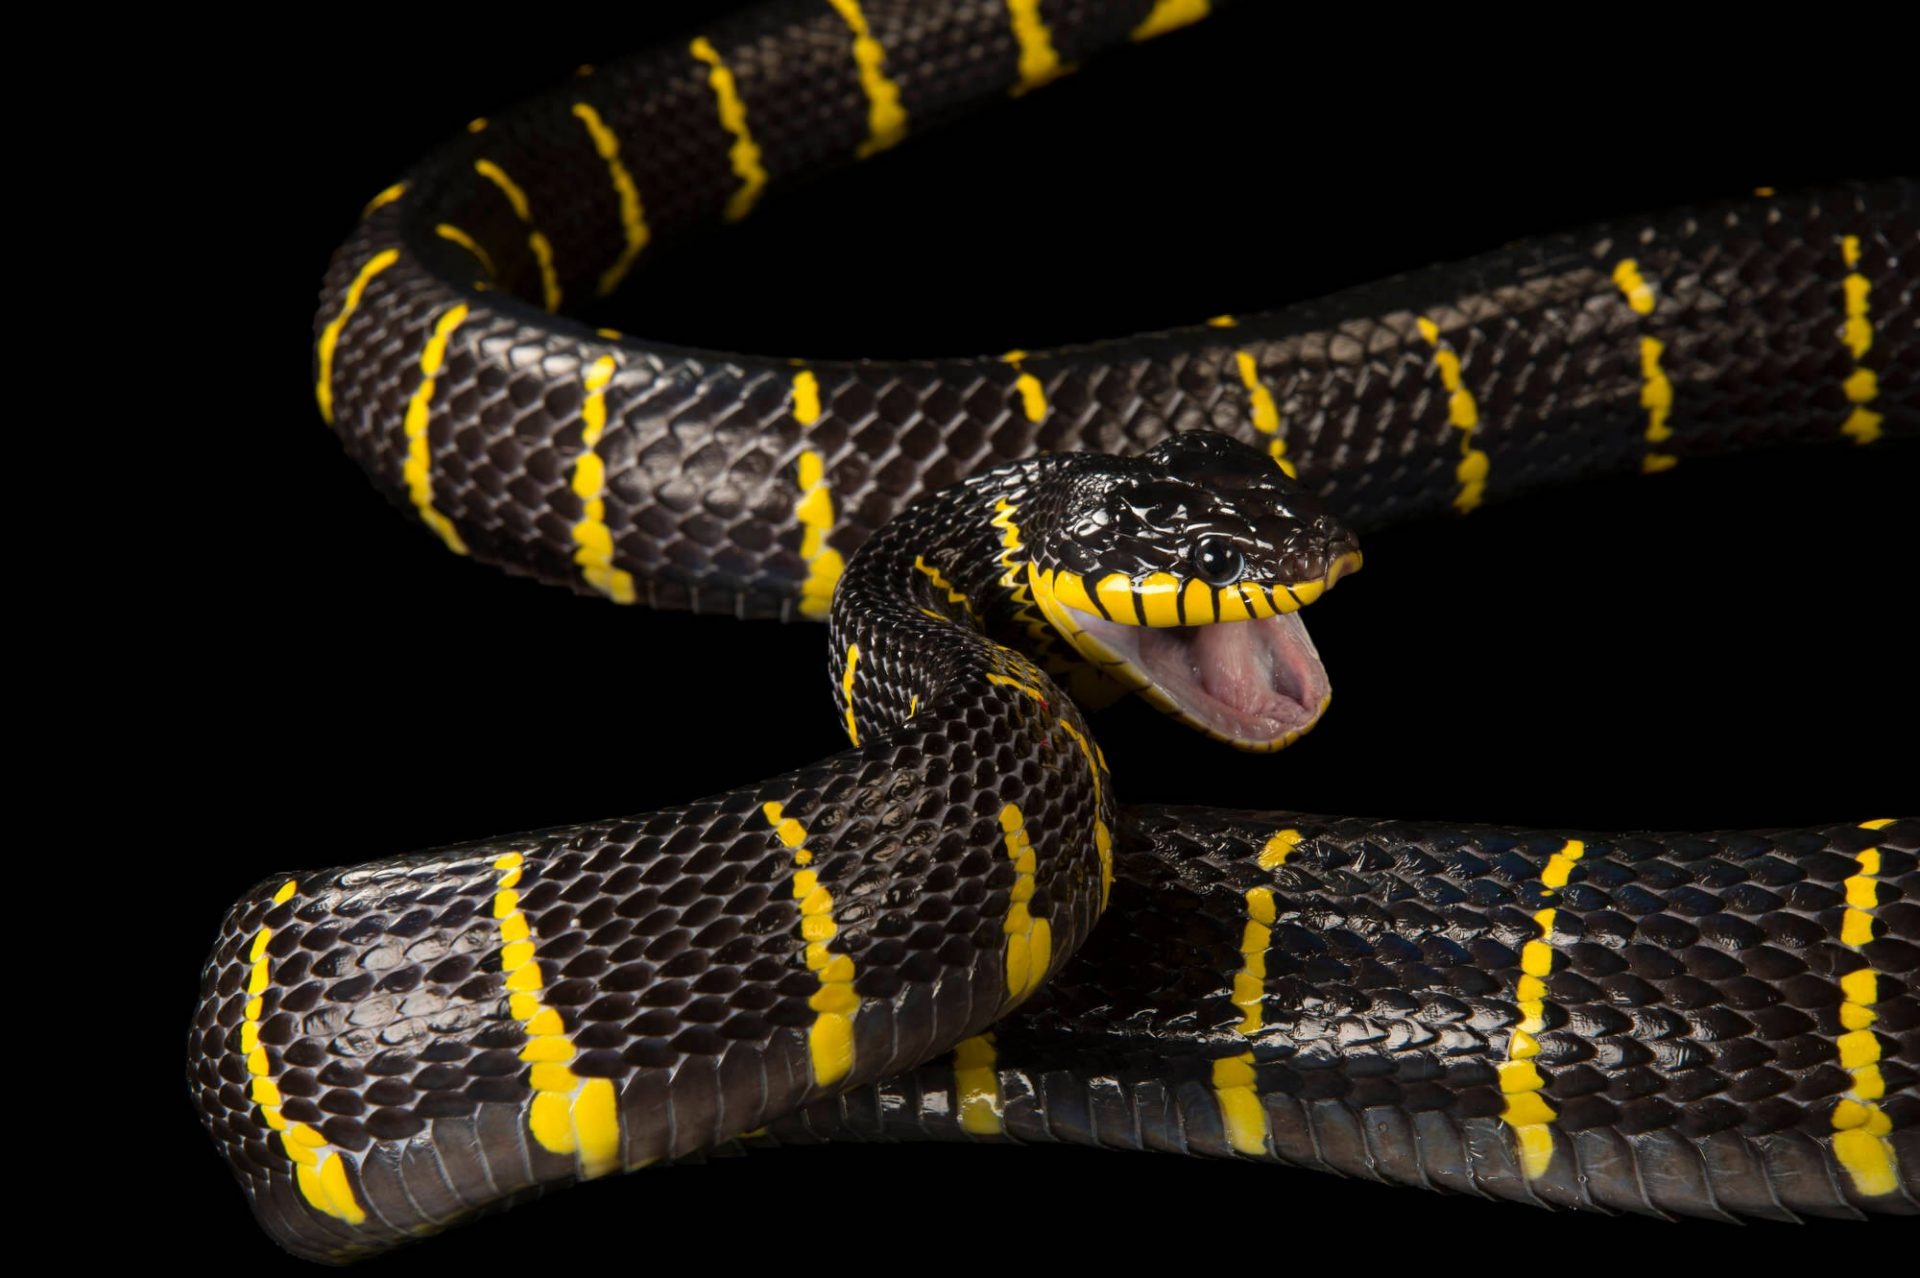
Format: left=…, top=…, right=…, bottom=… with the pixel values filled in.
left=1026, top=431, right=1360, bottom=752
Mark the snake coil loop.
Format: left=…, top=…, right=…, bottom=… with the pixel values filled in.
left=189, top=0, right=1916, bottom=1259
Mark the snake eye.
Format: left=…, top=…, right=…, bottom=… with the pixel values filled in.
left=1192, top=536, right=1244, bottom=585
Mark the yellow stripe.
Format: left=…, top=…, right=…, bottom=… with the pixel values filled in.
left=990, top=500, right=1056, bottom=657
left=491, top=852, right=622, bottom=1176
left=315, top=249, right=400, bottom=424
left=913, top=554, right=979, bottom=621
left=361, top=182, right=406, bottom=218
left=1093, top=572, right=1139, bottom=625
left=795, top=451, right=844, bottom=619
left=985, top=670, right=1048, bottom=705
left=1635, top=337, right=1676, bottom=472
left=1133, top=0, right=1210, bottom=40
left=1611, top=261, right=1677, bottom=473
left=826, top=0, right=908, bottom=158
left=1232, top=350, right=1294, bottom=475
left=244, top=880, right=369, bottom=1224
left=761, top=802, right=862, bottom=1085
left=1136, top=571, right=1182, bottom=626
left=1210, top=1053, right=1264, bottom=1154
left=1229, top=889, right=1276, bottom=1033
left=954, top=1033, right=1004, bottom=1134
left=1181, top=577, right=1215, bottom=624
left=568, top=356, right=635, bottom=603
left=1210, top=831, right=1296, bottom=1154
left=570, top=104, right=651, bottom=295
left=1258, top=828, right=1301, bottom=869
left=841, top=644, right=860, bottom=745
left=690, top=37, right=768, bottom=222
left=1280, top=577, right=1319, bottom=610
left=1214, top=583, right=1253, bottom=623
left=1830, top=819, right=1900, bottom=1195
left=1005, top=0, right=1065, bottom=93
left=401, top=306, right=473, bottom=555
left=791, top=369, right=822, bottom=426
left=1496, top=839, right=1584, bottom=1178
left=433, top=224, right=496, bottom=279
left=997, top=804, right=1053, bottom=1006
left=474, top=159, right=561, bottom=312
left=1839, top=236, right=1883, bottom=445
left=1001, top=351, right=1048, bottom=423
left=1415, top=315, right=1487, bottom=512
left=1610, top=258, right=1656, bottom=315
left=1842, top=237, right=1872, bottom=355
left=1212, top=884, right=1277, bottom=1155
left=1049, top=569, right=1097, bottom=617
left=1049, top=715, right=1113, bottom=910
left=1005, top=351, right=1045, bottom=415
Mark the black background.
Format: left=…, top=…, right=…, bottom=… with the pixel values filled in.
left=150, top=2, right=1914, bottom=1268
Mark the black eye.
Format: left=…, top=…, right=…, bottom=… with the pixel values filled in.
left=1192, top=536, right=1243, bottom=585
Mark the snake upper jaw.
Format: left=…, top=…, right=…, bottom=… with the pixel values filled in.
left=1072, top=608, right=1334, bottom=752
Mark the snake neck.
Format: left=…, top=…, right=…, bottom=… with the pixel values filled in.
left=826, top=456, right=1098, bottom=740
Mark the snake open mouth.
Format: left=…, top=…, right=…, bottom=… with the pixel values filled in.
left=1071, top=609, right=1333, bottom=751
left=1026, top=558, right=1356, bottom=753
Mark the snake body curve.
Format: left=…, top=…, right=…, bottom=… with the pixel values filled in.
left=191, top=0, right=1917, bottom=1260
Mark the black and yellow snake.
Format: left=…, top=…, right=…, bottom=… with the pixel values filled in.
left=189, top=0, right=1916, bottom=1259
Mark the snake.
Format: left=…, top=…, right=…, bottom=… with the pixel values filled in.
left=188, top=0, right=1918, bottom=1260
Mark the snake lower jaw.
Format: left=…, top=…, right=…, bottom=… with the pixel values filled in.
left=1079, top=608, right=1333, bottom=751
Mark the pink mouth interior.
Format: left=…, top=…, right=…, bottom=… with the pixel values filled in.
left=1076, top=610, right=1333, bottom=744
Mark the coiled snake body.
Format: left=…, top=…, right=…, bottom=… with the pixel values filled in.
left=191, top=0, right=1917, bottom=1259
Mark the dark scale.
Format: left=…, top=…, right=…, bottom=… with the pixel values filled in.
left=194, top=0, right=1919, bottom=1260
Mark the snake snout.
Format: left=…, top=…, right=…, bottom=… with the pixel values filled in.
left=1269, top=516, right=1361, bottom=588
